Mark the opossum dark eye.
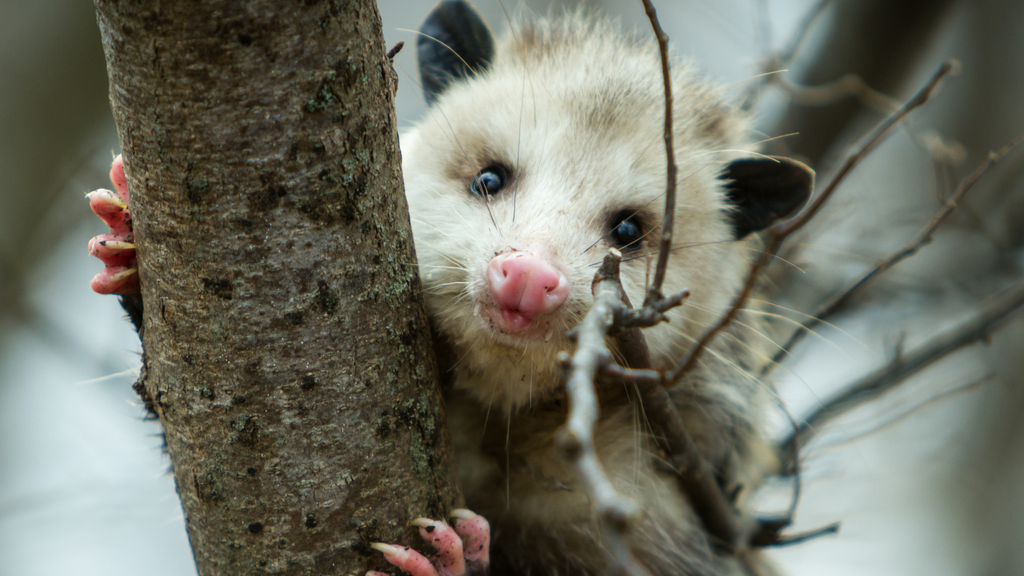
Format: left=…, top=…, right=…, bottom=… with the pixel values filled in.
left=469, top=166, right=508, bottom=197
left=609, top=211, right=644, bottom=249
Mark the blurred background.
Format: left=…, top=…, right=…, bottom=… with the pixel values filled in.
left=1, top=0, right=1021, bottom=574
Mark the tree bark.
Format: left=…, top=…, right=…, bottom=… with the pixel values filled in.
left=93, top=1, right=461, bottom=574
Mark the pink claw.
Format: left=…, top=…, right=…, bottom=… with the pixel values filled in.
left=411, top=518, right=465, bottom=576
left=368, top=511, right=490, bottom=576
left=370, top=543, right=440, bottom=576
left=88, top=234, right=136, bottom=267
left=450, top=509, right=489, bottom=567
left=110, top=154, right=129, bottom=202
left=87, top=189, right=133, bottom=239
left=87, top=155, right=140, bottom=296
left=90, top=266, right=140, bottom=295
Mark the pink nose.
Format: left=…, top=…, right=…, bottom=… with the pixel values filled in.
left=487, top=250, right=569, bottom=318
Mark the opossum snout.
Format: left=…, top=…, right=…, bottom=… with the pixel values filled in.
left=487, top=250, right=569, bottom=319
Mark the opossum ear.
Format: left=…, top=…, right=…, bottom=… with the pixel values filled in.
left=720, top=157, right=814, bottom=239
left=418, top=1, right=495, bottom=105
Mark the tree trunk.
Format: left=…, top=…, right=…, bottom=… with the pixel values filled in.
left=92, top=1, right=462, bottom=574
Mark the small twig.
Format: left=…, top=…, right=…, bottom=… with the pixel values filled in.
left=753, top=522, right=840, bottom=548
left=599, top=265, right=743, bottom=549
left=769, top=129, right=1024, bottom=369
left=783, top=60, right=959, bottom=236
left=589, top=22, right=743, bottom=527
left=643, top=240, right=652, bottom=293
left=558, top=249, right=649, bottom=576
left=779, top=280, right=1024, bottom=458
left=648, top=380, right=745, bottom=548
left=669, top=59, right=960, bottom=386
left=767, top=71, right=966, bottom=165
left=749, top=408, right=820, bottom=547
left=776, top=73, right=900, bottom=112
left=611, top=339, right=744, bottom=549
left=604, top=363, right=662, bottom=385
left=740, top=0, right=835, bottom=110
left=568, top=249, right=744, bottom=559
left=640, top=0, right=678, bottom=302
left=805, top=374, right=992, bottom=456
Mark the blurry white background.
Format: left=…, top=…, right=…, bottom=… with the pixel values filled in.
left=1, top=0, right=1021, bottom=574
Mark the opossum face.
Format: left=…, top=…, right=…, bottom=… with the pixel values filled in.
left=402, top=3, right=811, bottom=409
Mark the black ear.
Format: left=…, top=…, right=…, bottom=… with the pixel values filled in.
left=418, top=1, right=495, bottom=105
left=720, top=157, right=814, bottom=239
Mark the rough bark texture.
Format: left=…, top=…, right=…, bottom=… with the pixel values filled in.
left=93, top=1, right=462, bottom=574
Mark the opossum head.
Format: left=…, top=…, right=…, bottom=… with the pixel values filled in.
left=402, top=1, right=812, bottom=411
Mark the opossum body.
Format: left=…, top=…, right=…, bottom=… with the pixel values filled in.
left=389, top=2, right=812, bottom=576
left=86, top=2, right=812, bottom=575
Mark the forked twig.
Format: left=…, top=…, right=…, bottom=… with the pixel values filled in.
left=557, top=250, right=650, bottom=576
left=668, top=59, right=961, bottom=386
left=562, top=247, right=744, bottom=572
left=606, top=295, right=742, bottom=548
left=780, top=280, right=1024, bottom=459
left=769, top=129, right=1024, bottom=368
left=639, top=0, right=751, bottom=551
left=556, top=3, right=715, bottom=571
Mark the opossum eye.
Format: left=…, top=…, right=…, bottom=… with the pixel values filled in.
left=469, top=166, right=508, bottom=197
left=609, top=211, right=643, bottom=249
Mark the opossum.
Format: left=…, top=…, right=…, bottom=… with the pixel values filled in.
left=87, top=2, right=813, bottom=575
left=395, top=3, right=813, bottom=575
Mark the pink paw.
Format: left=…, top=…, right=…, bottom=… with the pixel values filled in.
left=87, top=154, right=139, bottom=295
left=369, top=509, right=490, bottom=576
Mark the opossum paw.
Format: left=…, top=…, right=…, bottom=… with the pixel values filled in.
left=370, top=509, right=490, bottom=576
left=87, top=154, right=139, bottom=295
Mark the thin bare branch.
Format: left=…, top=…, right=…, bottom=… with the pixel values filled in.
left=558, top=249, right=649, bottom=576
left=566, top=247, right=746, bottom=561
left=776, top=73, right=900, bottom=111
left=609, top=322, right=744, bottom=548
left=640, top=0, right=678, bottom=301
left=779, top=280, right=1024, bottom=459
left=603, top=363, right=661, bottom=384
left=668, top=59, right=960, bottom=386
left=634, top=378, right=745, bottom=548
left=783, top=60, right=959, bottom=235
left=769, top=129, right=1024, bottom=369
left=740, top=0, right=835, bottom=110
left=746, top=407, right=840, bottom=548
left=754, top=522, right=841, bottom=547
left=772, top=72, right=967, bottom=169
